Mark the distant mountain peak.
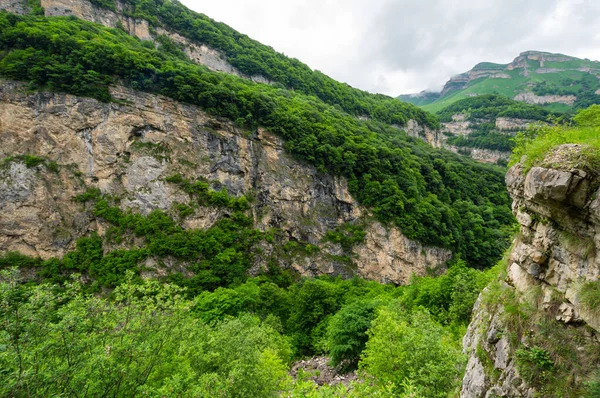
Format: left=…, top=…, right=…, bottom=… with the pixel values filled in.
left=399, top=51, right=600, bottom=112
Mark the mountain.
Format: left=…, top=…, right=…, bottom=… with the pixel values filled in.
left=400, top=51, right=600, bottom=113
left=0, top=1, right=512, bottom=394
left=0, top=1, right=599, bottom=396
left=398, top=90, right=441, bottom=106
left=434, top=94, right=563, bottom=165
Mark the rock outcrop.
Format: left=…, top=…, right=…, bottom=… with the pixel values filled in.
left=513, top=92, right=577, bottom=106
left=404, top=119, right=442, bottom=148
left=438, top=114, right=537, bottom=164
left=0, top=80, right=451, bottom=284
left=460, top=145, right=600, bottom=397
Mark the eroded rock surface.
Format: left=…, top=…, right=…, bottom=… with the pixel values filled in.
left=0, top=80, right=451, bottom=283
left=461, top=145, right=600, bottom=397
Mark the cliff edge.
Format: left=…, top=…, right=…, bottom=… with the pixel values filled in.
left=461, top=145, right=600, bottom=397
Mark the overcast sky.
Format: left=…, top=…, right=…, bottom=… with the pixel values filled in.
left=180, top=0, right=600, bottom=96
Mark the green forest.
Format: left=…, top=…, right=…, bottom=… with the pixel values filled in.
left=1, top=253, right=497, bottom=396
left=2, top=1, right=600, bottom=396
left=0, top=12, right=515, bottom=268
left=437, top=94, right=564, bottom=152
left=86, top=0, right=438, bottom=129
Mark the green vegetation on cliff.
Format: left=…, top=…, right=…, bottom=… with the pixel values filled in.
left=510, top=104, right=600, bottom=171
left=437, top=94, right=561, bottom=124
left=401, top=52, right=600, bottom=113
left=81, top=0, right=436, bottom=128
left=437, top=94, right=564, bottom=152
left=0, top=13, right=515, bottom=267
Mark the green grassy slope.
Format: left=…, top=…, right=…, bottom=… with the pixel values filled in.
left=401, top=52, right=600, bottom=113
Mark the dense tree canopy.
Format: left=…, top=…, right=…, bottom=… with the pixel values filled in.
left=437, top=94, right=563, bottom=123
left=437, top=94, right=564, bottom=152
left=0, top=13, right=515, bottom=267
left=85, top=0, right=439, bottom=128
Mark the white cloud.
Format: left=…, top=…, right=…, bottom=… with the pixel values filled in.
left=180, top=0, right=600, bottom=96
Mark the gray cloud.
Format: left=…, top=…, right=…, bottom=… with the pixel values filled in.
left=181, top=0, right=600, bottom=95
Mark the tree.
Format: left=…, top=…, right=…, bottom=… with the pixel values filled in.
left=360, top=307, right=465, bottom=398
left=327, top=299, right=379, bottom=371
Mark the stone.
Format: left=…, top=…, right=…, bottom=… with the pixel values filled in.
left=556, top=303, right=580, bottom=324
left=0, top=80, right=450, bottom=283
left=462, top=151, right=600, bottom=397
left=524, top=167, right=574, bottom=203
left=531, top=251, right=548, bottom=265
left=494, top=337, right=511, bottom=370
left=461, top=356, right=487, bottom=398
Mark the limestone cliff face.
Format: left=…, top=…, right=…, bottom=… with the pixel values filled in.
left=513, top=92, right=577, bottom=106
left=460, top=145, right=600, bottom=397
left=404, top=119, right=442, bottom=148
left=438, top=114, right=536, bottom=165
left=0, top=80, right=451, bottom=284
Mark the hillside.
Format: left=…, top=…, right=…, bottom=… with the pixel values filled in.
left=435, top=95, right=563, bottom=164
left=0, top=0, right=438, bottom=129
left=1, top=1, right=600, bottom=396
left=0, top=4, right=516, bottom=268
left=400, top=51, right=600, bottom=113
left=0, top=2, right=514, bottom=395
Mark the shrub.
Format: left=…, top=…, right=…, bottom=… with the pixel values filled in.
left=327, top=299, right=378, bottom=371
left=515, top=346, right=554, bottom=386
left=360, top=307, right=465, bottom=398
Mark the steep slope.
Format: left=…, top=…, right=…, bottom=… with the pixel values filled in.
left=401, top=51, right=600, bottom=113
left=436, top=95, right=562, bottom=164
left=0, top=0, right=438, bottom=129
left=460, top=118, right=600, bottom=397
left=0, top=79, right=454, bottom=285
left=0, top=9, right=516, bottom=274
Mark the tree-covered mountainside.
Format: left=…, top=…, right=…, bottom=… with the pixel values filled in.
left=84, top=0, right=437, bottom=129
left=0, top=257, right=497, bottom=396
left=400, top=51, right=600, bottom=113
left=0, top=12, right=515, bottom=268
left=437, top=94, right=564, bottom=153
left=436, top=94, right=562, bottom=123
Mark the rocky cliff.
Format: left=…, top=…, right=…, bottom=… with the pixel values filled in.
left=438, top=114, right=534, bottom=165
left=0, top=79, right=451, bottom=284
left=461, top=145, right=600, bottom=397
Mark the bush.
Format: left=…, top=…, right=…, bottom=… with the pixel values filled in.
left=0, top=271, right=292, bottom=397
left=360, top=307, right=465, bottom=398
left=515, top=346, right=554, bottom=386
left=327, top=299, right=379, bottom=371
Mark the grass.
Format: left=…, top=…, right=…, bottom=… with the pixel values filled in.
left=418, top=57, right=598, bottom=113
left=481, top=269, right=600, bottom=397
left=579, top=281, right=600, bottom=312
left=559, top=231, right=596, bottom=260
left=1, top=154, right=60, bottom=173
left=509, top=124, right=600, bottom=172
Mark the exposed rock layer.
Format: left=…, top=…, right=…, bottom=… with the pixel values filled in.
left=0, top=80, right=451, bottom=284
left=461, top=145, right=600, bottom=397
left=438, top=114, right=537, bottom=164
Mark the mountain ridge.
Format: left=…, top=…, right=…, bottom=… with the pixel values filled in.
left=399, top=50, right=600, bottom=113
